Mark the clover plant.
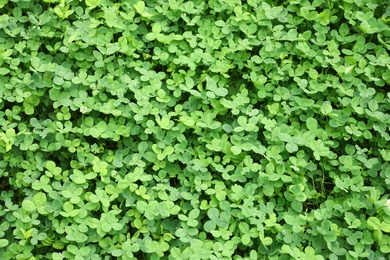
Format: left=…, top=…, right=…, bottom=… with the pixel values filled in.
left=0, top=0, right=390, bottom=259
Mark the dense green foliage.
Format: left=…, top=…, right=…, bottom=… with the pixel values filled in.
left=1, top=0, right=390, bottom=259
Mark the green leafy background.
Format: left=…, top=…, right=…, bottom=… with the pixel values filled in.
left=1, top=0, right=390, bottom=259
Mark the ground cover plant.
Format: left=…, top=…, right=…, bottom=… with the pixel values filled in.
left=0, top=0, right=390, bottom=259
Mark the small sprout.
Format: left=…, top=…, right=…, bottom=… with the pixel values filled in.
left=80, top=106, right=88, bottom=114
left=386, top=199, right=390, bottom=210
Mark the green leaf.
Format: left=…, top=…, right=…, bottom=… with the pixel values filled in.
left=0, top=14, right=9, bottom=28
left=33, top=192, right=47, bottom=206
left=306, top=118, right=318, bottom=131
left=134, top=1, right=145, bottom=13
left=0, top=67, right=10, bottom=75
left=85, top=0, right=101, bottom=8
left=231, top=146, right=242, bottom=155
left=242, top=234, right=251, bottom=245
left=134, top=1, right=153, bottom=18
left=204, top=220, right=216, bottom=232
left=206, top=77, right=217, bottom=90
left=0, top=0, right=9, bottom=8
left=367, top=217, right=382, bottom=231
left=22, top=200, right=36, bottom=212
left=207, top=208, right=219, bottom=220
left=0, top=239, right=9, bottom=247
left=261, top=237, right=273, bottom=246
left=215, top=88, right=228, bottom=97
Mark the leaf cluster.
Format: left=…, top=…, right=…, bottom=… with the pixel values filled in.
left=1, top=0, right=390, bottom=259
